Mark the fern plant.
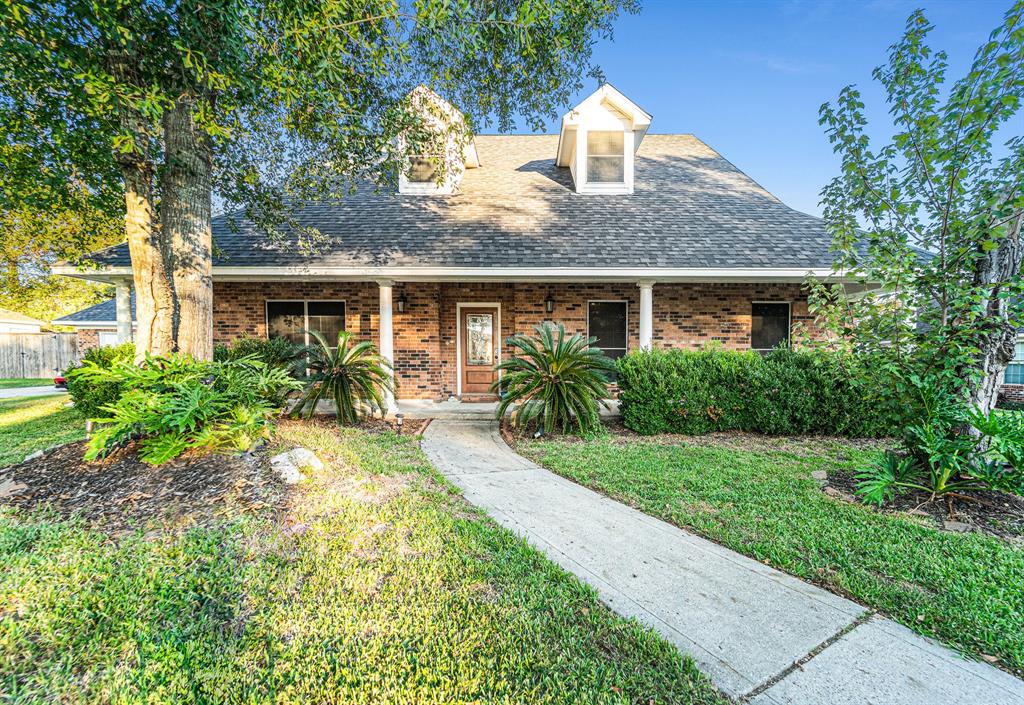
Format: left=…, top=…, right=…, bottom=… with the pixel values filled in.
left=291, top=330, right=393, bottom=424
left=493, top=323, right=615, bottom=435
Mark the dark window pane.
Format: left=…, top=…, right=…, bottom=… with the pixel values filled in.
left=589, top=301, right=628, bottom=354
left=407, top=157, right=436, bottom=182
left=587, top=156, right=624, bottom=183
left=307, top=301, right=345, bottom=345
left=267, top=301, right=305, bottom=345
left=751, top=303, right=790, bottom=350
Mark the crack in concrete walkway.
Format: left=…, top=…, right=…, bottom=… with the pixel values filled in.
left=421, top=419, right=1024, bottom=704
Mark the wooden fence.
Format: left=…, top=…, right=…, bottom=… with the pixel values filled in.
left=0, top=333, right=77, bottom=379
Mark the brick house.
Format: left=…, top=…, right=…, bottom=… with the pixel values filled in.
left=63, top=84, right=1021, bottom=404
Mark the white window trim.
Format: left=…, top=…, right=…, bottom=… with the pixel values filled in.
left=587, top=299, right=629, bottom=358
left=265, top=299, right=346, bottom=347
left=1005, top=335, right=1024, bottom=386
left=750, top=300, right=792, bottom=351
left=575, top=125, right=635, bottom=195
left=455, top=302, right=502, bottom=397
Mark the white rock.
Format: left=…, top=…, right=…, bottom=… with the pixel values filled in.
left=0, top=476, right=28, bottom=499
left=270, top=447, right=324, bottom=485
left=22, top=450, right=44, bottom=463
left=287, top=447, right=324, bottom=472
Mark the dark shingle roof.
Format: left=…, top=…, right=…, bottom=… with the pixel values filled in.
left=82, top=135, right=835, bottom=270
left=54, top=294, right=135, bottom=325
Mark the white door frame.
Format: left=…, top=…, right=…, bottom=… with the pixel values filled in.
left=455, top=301, right=502, bottom=397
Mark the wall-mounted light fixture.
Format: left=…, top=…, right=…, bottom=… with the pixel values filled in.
left=544, top=293, right=555, bottom=314
left=396, top=292, right=408, bottom=313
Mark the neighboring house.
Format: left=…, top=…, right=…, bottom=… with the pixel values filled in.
left=53, top=294, right=136, bottom=356
left=50, top=85, right=880, bottom=401
left=0, top=308, right=45, bottom=333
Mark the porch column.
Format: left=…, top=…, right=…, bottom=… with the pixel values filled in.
left=115, top=280, right=133, bottom=344
left=377, top=279, right=396, bottom=412
left=638, top=280, right=654, bottom=350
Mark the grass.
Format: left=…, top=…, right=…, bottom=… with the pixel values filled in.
left=0, top=396, right=85, bottom=467
left=517, top=434, right=1024, bottom=675
left=0, top=421, right=723, bottom=704
left=0, top=378, right=54, bottom=389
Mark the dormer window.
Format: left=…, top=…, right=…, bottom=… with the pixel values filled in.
left=396, top=86, right=479, bottom=196
left=555, top=84, right=652, bottom=195
left=587, top=131, right=625, bottom=183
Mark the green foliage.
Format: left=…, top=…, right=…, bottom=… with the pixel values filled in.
left=72, top=353, right=302, bottom=465
left=64, top=342, right=135, bottom=417
left=518, top=434, right=1024, bottom=671
left=855, top=382, right=1024, bottom=504
left=494, top=323, right=616, bottom=436
left=0, top=424, right=722, bottom=704
left=291, top=331, right=393, bottom=425
left=617, top=347, right=897, bottom=437
left=213, top=335, right=307, bottom=377
left=812, top=3, right=1024, bottom=413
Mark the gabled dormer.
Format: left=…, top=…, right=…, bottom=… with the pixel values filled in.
left=555, top=84, right=652, bottom=195
left=397, top=85, right=479, bottom=196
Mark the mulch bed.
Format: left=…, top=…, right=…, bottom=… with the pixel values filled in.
left=826, top=464, right=1024, bottom=541
left=353, top=416, right=431, bottom=436
left=0, top=441, right=283, bottom=532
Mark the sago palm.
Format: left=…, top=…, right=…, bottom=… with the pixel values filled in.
left=493, top=323, right=616, bottom=435
left=292, top=330, right=394, bottom=424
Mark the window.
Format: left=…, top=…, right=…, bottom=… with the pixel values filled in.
left=407, top=157, right=437, bottom=183
left=266, top=300, right=345, bottom=347
left=98, top=332, right=119, bottom=348
left=588, top=301, right=628, bottom=380
left=751, top=302, right=790, bottom=351
left=1006, top=339, right=1024, bottom=385
left=586, top=131, right=624, bottom=183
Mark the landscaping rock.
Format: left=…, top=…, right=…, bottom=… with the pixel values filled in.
left=22, top=450, right=44, bottom=463
left=270, top=447, right=324, bottom=485
left=0, top=476, right=28, bottom=499
left=811, top=470, right=828, bottom=482
left=943, top=520, right=971, bottom=533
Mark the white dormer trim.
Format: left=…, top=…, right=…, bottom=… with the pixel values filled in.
left=397, top=86, right=477, bottom=196
left=555, top=84, right=652, bottom=195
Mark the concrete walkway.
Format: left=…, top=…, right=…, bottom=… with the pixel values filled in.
left=0, top=385, right=66, bottom=399
left=421, top=420, right=1024, bottom=705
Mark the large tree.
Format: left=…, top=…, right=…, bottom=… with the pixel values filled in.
left=813, top=1, right=1024, bottom=414
left=2, top=0, right=637, bottom=359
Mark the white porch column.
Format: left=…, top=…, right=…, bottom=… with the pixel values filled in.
left=115, top=280, right=133, bottom=344
left=638, top=280, right=654, bottom=350
left=377, top=279, right=396, bottom=412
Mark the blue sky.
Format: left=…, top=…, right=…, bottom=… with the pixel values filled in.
left=542, top=0, right=1013, bottom=216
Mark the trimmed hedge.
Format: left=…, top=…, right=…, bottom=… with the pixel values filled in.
left=617, top=348, right=899, bottom=437
left=64, top=342, right=135, bottom=417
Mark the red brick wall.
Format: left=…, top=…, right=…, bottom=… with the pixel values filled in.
left=75, top=329, right=107, bottom=357
left=210, top=280, right=823, bottom=400
left=1000, top=384, right=1024, bottom=404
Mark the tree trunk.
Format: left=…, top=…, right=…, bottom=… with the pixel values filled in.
left=161, top=98, right=214, bottom=360
left=970, top=212, right=1023, bottom=414
left=118, top=141, right=176, bottom=360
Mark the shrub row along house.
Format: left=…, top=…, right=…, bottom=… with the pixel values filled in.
left=58, top=84, right=1022, bottom=405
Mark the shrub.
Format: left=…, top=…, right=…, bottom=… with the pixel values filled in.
left=494, top=323, right=616, bottom=435
left=213, top=335, right=307, bottom=377
left=64, top=342, right=135, bottom=417
left=617, top=347, right=898, bottom=437
left=291, top=330, right=393, bottom=425
left=70, top=353, right=302, bottom=464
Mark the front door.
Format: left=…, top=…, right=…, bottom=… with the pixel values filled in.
left=460, top=306, right=499, bottom=396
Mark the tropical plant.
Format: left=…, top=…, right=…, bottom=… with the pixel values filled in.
left=214, top=336, right=307, bottom=378
left=71, top=353, right=302, bottom=464
left=494, top=323, right=615, bottom=436
left=291, top=331, right=393, bottom=425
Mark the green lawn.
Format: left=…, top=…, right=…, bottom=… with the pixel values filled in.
left=0, top=396, right=85, bottom=466
left=517, top=434, right=1024, bottom=675
left=0, top=378, right=54, bottom=389
left=0, top=422, right=723, bottom=704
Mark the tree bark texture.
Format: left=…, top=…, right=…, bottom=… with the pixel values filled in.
left=971, top=212, right=1023, bottom=414
left=161, top=98, right=214, bottom=360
